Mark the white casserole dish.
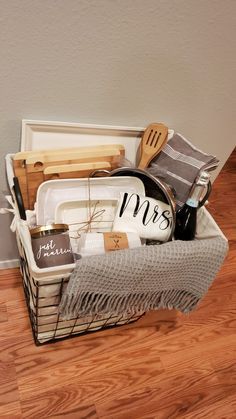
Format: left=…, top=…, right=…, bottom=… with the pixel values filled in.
left=36, top=176, right=146, bottom=225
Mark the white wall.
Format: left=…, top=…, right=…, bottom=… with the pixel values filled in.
left=0, top=0, right=235, bottom=264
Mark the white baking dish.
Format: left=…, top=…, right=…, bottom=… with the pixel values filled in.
left=36, top=175, right=145, bottom=225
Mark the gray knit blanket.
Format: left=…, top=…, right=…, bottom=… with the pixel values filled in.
left=59, top=209, right=228, bottom=319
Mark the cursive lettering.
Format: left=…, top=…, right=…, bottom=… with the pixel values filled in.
left=119, top=193, right=173, bottom=230
left=36, top=239, right=72, bottom=260
left=159, top=210, right=173, bottom=230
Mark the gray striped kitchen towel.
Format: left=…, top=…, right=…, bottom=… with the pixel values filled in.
left=148, top=133, right=219, bottom=208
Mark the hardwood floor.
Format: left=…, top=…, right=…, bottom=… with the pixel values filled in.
left=0, top=150, right=235, bottom=418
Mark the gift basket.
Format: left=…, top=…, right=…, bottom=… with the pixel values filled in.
left=2, top=120, right=228, bottom=345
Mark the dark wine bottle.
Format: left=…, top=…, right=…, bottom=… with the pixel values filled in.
left=174, top=171, right=210, bottom=240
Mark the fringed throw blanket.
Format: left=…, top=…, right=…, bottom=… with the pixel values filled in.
left=59, top=210, right=228, bottom=319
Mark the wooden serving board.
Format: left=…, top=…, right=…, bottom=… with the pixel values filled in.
left=26, top=147, right=124, bottom=172
left=43, top=161, right=111, bottom=180
left=13, top=144, right=125, bottom=162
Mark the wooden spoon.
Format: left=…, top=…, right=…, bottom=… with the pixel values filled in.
left=137, top=123, right=168, bottom=169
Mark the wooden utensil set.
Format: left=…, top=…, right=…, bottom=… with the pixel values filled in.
left=13, top=123, right=168, bottom=211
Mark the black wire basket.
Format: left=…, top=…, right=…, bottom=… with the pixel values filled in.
left=17, top=232, right=144, bottom=345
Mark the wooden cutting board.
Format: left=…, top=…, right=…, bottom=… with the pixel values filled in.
left=26, top=147, right=124, bottom=172
left=13, top=144, right=124, bottom=210
left=43, top=161, right=111, bottom=180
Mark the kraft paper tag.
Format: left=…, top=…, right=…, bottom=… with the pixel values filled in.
left=103, top=232, right=129, bottom=252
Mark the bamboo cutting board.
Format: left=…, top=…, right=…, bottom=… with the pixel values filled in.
left=43, top=161, right=111, bottom=180
left=26, top=147, right=124, bottom=172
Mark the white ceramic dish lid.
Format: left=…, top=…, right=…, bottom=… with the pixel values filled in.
left=36, top=176, right=146, bottom=225
left=21, top=120, right=174, bottom=165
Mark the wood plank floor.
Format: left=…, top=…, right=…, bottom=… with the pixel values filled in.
left=0, top=149, right=235, bottom=418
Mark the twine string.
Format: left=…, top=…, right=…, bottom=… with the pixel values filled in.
left=68, top=177, right=113, bottom=239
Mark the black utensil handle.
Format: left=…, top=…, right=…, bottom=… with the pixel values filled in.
left=13, top=177, right=26, bottom=220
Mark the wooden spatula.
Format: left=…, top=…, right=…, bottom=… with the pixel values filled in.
left=137, top=123, right=168, bottom=169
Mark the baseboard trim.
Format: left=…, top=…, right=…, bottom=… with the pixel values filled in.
left=0, top=258, right=20, bottom=269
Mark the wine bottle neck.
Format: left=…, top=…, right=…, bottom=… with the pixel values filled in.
left=186, top=184, right=205, bottom=208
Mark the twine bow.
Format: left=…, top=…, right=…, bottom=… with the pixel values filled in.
left=69, top=177, right=113, bottom=239
left=69, top=201, right=108, bottom=239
